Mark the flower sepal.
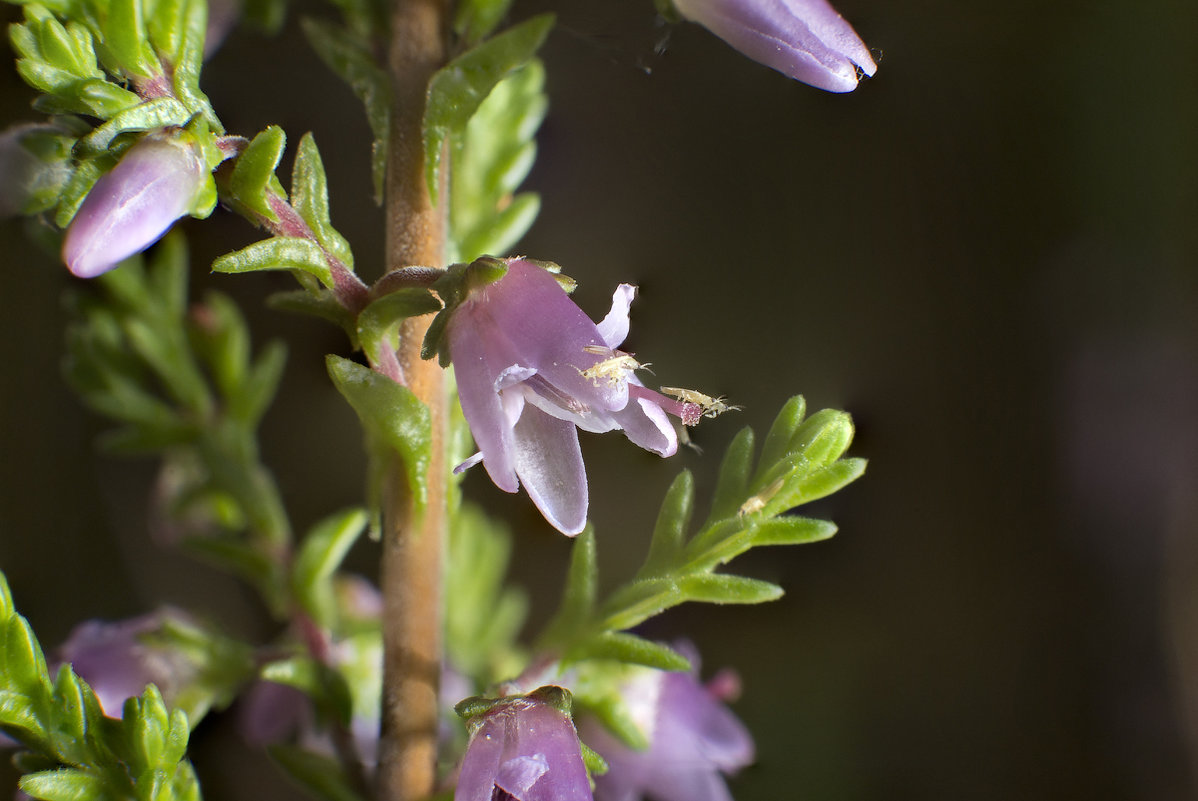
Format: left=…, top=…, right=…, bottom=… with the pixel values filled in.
left=456, top=684, right=575, bottom=729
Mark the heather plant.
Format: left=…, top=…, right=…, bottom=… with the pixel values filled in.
left=0, top=0, right=874, bottom=800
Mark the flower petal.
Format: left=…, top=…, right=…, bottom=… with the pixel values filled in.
left=456, top=715, right=506, bottom=801
left=511, top=703, right=593, bottom=801
left=496, top=753, right=549, bottom=798
left=614, top=396, right=678, bottom=458
left=597, top=284, right=637, bottom=350
left=484, top=260, right=628, bottom=412
left=449, top=305, right=520, bottom=492
left=512, top=405, right=588, bottom=535
left=673, top=0, right=874, bottom=92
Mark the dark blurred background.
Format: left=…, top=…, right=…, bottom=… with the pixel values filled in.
left=4, top=0, right=1198, bottom=798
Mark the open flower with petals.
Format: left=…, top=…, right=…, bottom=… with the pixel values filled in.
left=456, top=688, right=592, bottom=801
left=580, top=645, right=754, bottom=801
left=62, top=132, right=213, bottom=278
left=444, top=258, right=702, bottom=535
left=671, top=0, right=877, bottom=92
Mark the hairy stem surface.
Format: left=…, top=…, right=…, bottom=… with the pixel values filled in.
left=377, top=1, right=450, bottom=800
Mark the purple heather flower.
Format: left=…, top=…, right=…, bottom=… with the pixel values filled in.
left=456, top=690, right=592, bottom=801
left=671, top=0, right=876, bottom=92
left=61, top=132, right=210, bottom=278
left=447, top=259, right=702, bottom=535
left=580, top=646, right=754, bottom=801
left=56, top=609, right=199, bottom=718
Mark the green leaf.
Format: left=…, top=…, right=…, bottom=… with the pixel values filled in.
left=677, top=574, right=783, bottom=605
left=124, top=685, right=171, bottom=774
left=638, top=471, right=693, bottom=578
left=230, top=126, right=286, bottom=221
left=453, top=0, right=514, bottom=45
left=750, top=516, right=837, bottom=547
left=19, top=769, right=112, bottom=801
left=790, top=409, right=854, bottom=471
left=705, top=427, right=755, bottom=525
left=569, top=633, right=689, bottom=672
left=103, top=0, right=158, bottom=77
left=356, top=289, right=441, bottom=368
left=74, top=97, right=191, bottom=156
left=48, top=666, right=104, bottom=765
left=0, top=690, right=42, bottom=737
left=301, top=18, right=390, bottom=203
left=579, top=740, right=609, bottom=778
left=230, top=340, right=288, bottom=425
left=268, top=289, right=357, bottom=339
left=35, top=16, right=92, bottom=77
left=757, top=395, right=806, bottom=478
left=0, top=571, right=12, bottom=619
left=595, top=578, right=681, bottom=633
left=326, top=356, right=432, bottom=519
left=5, top=616, right=50, bottom=697
left=779, top=457, right=867, bottom=510
left=292, top=508, right=369, bottom=628
left=212, top=237, right=334, bottom=289
left=423, top=13, right=554, bottom=203
left=539, top=527, right=597, bottom=647
left=169, top=0, right=220, bottom=131
left=268, top=745, right=368, bottom=801
left=190, top=290, right=250, bottom=403
left=291, top=133, right=354, bottom=268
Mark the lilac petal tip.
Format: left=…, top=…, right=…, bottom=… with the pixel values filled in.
left=673, top=0, right=876, bottom=92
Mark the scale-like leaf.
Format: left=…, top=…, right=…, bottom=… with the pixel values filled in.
left=423, top=14, right=553, bottom=202
left=291, top=133, right=353, bottom=267
left=677, top=574, right=782, bottom=605
left=326, top=356, right=432, bottom=517
left=639, top=471, right=693, bottom=578
left=212, top=237, right=334, bottom=289
left=229, top=126, right=286, bottom=220
left=569, top=633, right=689, bottom=672
left=292, top=508, right=369, bottom=628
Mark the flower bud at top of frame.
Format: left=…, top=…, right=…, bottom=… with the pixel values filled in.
left=671, top=0, right=877, bottom=92
left=62, top=132, right=211, bottom=278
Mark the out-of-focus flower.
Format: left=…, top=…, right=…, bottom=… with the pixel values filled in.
left=56, top=609, right=201, bottom=718
left=456, top=688, right=592, bottom=801
left=445, top=258, right=702, bottom=535
left=580, top=646, right=754, bottom=801
left=670, top=0, right=876, bottom=92
left=62, top=132, right=212, bottom=278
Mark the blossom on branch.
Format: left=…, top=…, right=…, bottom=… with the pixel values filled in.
left=62, top=132, right=212, bottom=278
left=443, top=258, right=703, bottom=535
left=55, top=609, right=200, bottom=718
left=581, top=646, right=754, bottom=801
left=456, top=688, right=592, bottom=801
left=671, top=0, right=877, bottom=92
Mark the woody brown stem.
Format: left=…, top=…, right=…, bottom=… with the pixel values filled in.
left=376, top=1, right=450, bottom=800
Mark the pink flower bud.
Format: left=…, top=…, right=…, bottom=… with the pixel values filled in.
left=456, top=691, right=592, bottom=801
left=672, top=0, right=877, bottom=92
left=62, top=133, right=210, bottom=278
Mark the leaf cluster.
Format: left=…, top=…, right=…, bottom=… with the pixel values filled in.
left=0, top=572, right=203, bottom=801
left=5, top=0, right=222, bottom=219
left=539, top=396, right=866, bottom=672
left=64, top=233, right=293, bottom=612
